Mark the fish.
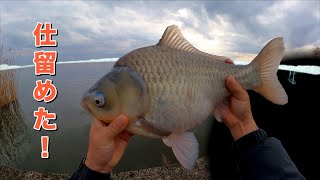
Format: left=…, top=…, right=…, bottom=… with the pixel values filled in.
left=81, top=25, right=288, bottom=170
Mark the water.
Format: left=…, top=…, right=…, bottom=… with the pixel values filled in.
left=0, top=62, right=212, bottom=174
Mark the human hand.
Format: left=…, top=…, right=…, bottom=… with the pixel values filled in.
left=215, top=60, right=258, bottom=141
left=85, top=115, right=133, bottom=173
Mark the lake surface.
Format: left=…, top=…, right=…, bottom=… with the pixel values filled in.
left=0, top=62, right=213, bottom=174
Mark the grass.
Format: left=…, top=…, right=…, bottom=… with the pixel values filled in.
left=0, top=37, right=17, bottom=107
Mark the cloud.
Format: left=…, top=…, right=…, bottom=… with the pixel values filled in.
left=256, top=1, right=320, bottom=49
left=0, top=0, right=318, bottom=64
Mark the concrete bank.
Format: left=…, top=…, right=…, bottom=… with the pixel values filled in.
left=0, top=157, right=210, bottom=180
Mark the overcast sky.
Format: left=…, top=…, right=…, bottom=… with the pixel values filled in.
left=0, top=0, right=319, bottom=65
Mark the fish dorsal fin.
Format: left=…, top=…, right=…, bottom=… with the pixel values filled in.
left=158, top=25, right=229, bottom=61
left=158, top=25, right=200, bottom=53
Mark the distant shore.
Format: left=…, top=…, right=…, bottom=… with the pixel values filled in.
left=0, top=157, right=210, bottom=180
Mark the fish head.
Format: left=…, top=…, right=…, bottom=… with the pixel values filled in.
left=81, top=66, right=149, bottom=124
left=81, top=73, right=121, bottom=124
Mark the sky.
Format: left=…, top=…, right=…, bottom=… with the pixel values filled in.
left=0, top=0, right=319, bottom=65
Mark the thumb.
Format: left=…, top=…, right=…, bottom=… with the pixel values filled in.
left=105, top=115, right=129, bottom=141
left=226, top=75, right=249, bottom=102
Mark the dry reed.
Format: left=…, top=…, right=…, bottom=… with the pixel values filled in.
left=0, top=39, right=17, bottom=107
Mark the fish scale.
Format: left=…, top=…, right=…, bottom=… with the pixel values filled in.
left=116, top=45, right=258, bottom=133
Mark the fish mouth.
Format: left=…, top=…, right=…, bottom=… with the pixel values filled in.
left=80, top=101, right=92, bottom=113
left=81, top=91, right=93, bottom=113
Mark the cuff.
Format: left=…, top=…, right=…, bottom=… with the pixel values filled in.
left=76, top=157, right=112, bottom=180
left=233, top=129, right=268, bottom=153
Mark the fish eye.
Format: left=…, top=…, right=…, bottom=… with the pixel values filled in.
left=93, top=92, right=105, bottom=107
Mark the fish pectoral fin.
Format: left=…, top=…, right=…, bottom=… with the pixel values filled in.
left=162, top=132, right=199, bottom=170
left=213, top=100, right=228, bottom=123
left=213, top=107, right=223, bottom=122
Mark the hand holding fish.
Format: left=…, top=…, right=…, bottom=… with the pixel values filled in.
left=214, top=75, right=258, bottom=141
left=85, top=115, right=133, bottom=173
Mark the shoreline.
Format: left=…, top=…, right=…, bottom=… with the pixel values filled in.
left=0, top=157, right=210, bottom=180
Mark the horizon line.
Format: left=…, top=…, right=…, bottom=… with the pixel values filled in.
left=0, top=58, right=319, bottom=75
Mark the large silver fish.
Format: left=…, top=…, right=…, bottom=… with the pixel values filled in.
left=81, top=25, right=288, bottom=169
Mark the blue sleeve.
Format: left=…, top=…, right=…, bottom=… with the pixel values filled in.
left=233, top=129, right=305, bottom=180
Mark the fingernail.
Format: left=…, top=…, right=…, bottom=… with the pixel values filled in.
left=115, top=115, right=128, bottom=127
left=227, top=75, right=234, bottom=85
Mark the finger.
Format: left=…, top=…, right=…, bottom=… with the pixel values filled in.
left=113, top=132, right=133, bottom=160
left=111, top=132, right=133, bottom=165
left=92, top=118, right=106, bottom=128
left=90, top=119, right=105, bottom=134
left=224, top=58, right=235, bottom=65
left=111, top=138, right=130, bottom=165
left=120, top=131, right=134, bottom=138
left=226, top=75, right=249, bottom=102
left=105, top=115, right=129, bottom=141
left=119, top=131, right=134, bottom=142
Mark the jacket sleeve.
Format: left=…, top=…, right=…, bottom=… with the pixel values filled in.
left=233, top=129, right=305, bottom=180
left=68, top=158, right=112, bottom=180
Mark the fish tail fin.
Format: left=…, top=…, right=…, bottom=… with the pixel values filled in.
left=251, top=37, right=288, bottom=105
